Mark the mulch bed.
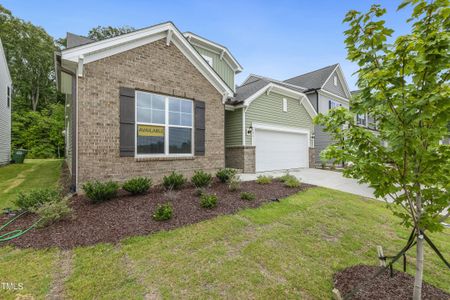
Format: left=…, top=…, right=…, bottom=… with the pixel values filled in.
left=0, top=180, right=313, bottom=249
left=334, top=265, right=450, bottom=300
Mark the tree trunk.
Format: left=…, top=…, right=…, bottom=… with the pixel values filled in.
left=413, top=230, right=424, bottom=300
left=413, top=193, right=424, bottom=300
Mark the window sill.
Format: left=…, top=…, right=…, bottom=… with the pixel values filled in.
left=135, top=156, right=195, bottom=162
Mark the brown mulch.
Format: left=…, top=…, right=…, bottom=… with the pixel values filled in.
left=0, top=180, right=313, bottom=249
left=334, top=265, right=450, bottom=300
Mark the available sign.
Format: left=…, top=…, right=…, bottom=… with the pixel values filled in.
left=138, top=125, right=164, bottom=137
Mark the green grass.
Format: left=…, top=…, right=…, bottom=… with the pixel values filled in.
left=0, top=187, right=448, bottom=299
left=0, top=159, right=62, bottom=210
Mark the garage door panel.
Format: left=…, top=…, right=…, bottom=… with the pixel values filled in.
left=255, top=128, right=308, bottom=172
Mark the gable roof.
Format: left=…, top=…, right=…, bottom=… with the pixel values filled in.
left=66, top=32, right=94, bottom=49
left=228, top=74, right=316, bottom=119
left=0, top=39, right=11, bottom=83
left=284, top=64, right=338, bottom=90
left=183, top=32, right=243, bottom=73
left=60, top=22, right=234, bottom=98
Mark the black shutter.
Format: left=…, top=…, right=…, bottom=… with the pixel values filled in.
left=119, top=87, right=135, bottom=157
left=194, top=100, right=205, bottom=156
left=328, top=100, right=331, bottom=110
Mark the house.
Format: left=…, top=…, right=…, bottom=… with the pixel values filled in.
left=56, top=22, right=242, bottom=191
left=224, top=75, right=317, bottom=173
left=0, top=38, right=12, bottom=166
left=284, top=64, right=352, bottom=165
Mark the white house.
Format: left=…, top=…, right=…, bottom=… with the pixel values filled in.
left=0, top=38, right=12, bottom=165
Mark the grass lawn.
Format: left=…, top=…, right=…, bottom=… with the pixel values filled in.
left=0, top=159, right=62, bottom=211
left=0, top=187, right=449, bottom=299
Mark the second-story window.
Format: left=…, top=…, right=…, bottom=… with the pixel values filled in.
left=328, top=100, right=341, bottom=110
left=356, top=114, right=367, bottom=126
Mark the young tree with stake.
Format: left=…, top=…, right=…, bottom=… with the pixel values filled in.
left=315, top=1, right=449, bottom=299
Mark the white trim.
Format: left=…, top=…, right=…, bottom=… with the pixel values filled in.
left=282, top=98, right=288, bottom=112
left=321, top=64, right=352, bottom=99
left=225, top=104, right=245, bottom=111
left=318, top=89, right=349, bottom=103
left=61, top=22, right=233, bottom=99
left=135, top=91, right=195, bottom=158
left=251, top=122, right=311, bottom=147
left=242, top=83, right=317, bottom=119
left=201, top=54, right=213, bottom=67
left=0, top=39, right=12, bottom=83
left=191, top=42, right=236, bottom=72
left=183, top=32, right=243, bottom=72
left=75, top=71, right=79, bottom=190
left=242, top=108, right=246, bottom=146
left=166, top=29, right=173, bottom=46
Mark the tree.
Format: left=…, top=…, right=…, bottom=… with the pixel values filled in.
left=88, top=25, right=135, bottom=41
left=315, top=1, right=449, bottom=298
left=0, top=4, right=58, bottom=111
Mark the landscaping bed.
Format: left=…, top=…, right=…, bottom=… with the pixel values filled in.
left=334, top=265, right=450, bottom=299
left=1, top=180, right=312, bottom=249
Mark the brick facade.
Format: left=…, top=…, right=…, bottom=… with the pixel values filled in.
left=76, top=39, right=225, bottom=190
left=225, top=146, right=256, bottom=173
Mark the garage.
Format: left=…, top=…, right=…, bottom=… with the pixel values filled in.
left=254, top=126, right=310, bottom=172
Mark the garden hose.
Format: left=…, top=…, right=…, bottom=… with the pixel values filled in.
left=0, top=211, right=41, bottom=242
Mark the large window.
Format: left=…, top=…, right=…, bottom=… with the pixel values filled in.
left=136, top=91, right=193, bottom=156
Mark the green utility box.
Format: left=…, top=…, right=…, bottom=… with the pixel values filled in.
left=12, top=149, right=28, bottom=164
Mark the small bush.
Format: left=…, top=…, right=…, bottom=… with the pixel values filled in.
left=279, top=173, right=296, bottom=183
left=191, top=170, right=213, bottom=188
left=284, top=176, right=301, bottom=188
left=200, top=194, right=218, bottom=209
left=240, top=192, right=255, bottom=201
left=216, top=168, right=237, bottom=183
left=153, top=203, right=173, bottom=221
left=163, top=171, right=186, bottom=190
left=82, top=181, right=119, bottom=203
left=15, top=188, right=61, bottom=211
left=228, top=175, right=241, bottom=191
left=32, top=198, right=72, bottom=228
left=256, top=175, right=272, bottom=184
left=123, top=177, right=152, bottom=195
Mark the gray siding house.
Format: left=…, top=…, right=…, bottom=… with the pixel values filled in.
left=284, top=64, right=352, bottom=165
left=0, top=39, right=12, bottom=165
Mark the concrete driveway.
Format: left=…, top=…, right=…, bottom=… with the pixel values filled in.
left=239, top=168, right=377, bottom=199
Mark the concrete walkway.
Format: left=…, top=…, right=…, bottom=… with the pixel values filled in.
left=239, top=168, right=377, bottom=199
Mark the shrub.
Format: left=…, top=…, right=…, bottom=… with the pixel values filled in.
left=163, top=171, right=186, bottom=190
left=123, top=177, right=152, bottom=195
left=228, top=175, right=241, bottom=191
left=284, top=176, right=301, bottom=188
left=82, top=180, right=119, bottom=203
left=216, top=168, right=237, bottom=183
left=200, top=194, right=218, bottom=209
left=240, top=192, right=256, bottom=201
left=15, top=188, right=61, bottom=211
left=32, top=198, right=72, bottom=228
left=256, top=175, right=272, bottom=184
left=191, top=170, right=213, bottom=188
left=153, top=203, right=173, bottom=221
left=279, top=173, right=296, bottom=183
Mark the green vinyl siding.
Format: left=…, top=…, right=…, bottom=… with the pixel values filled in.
left=225, top=108, right=243, bottom=146
left=193, top=46, right=235, bottom=90
left=245, top=92, right=314, bottom=145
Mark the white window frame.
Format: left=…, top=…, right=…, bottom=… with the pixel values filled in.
left=282, top=98, right=288, bottom=112
left=201, top=54, right=213, bottom=67
left=333, top=75, right=338, bottom=86
left=328, top=99, right=341, bottom=110
left=135, top=91, right=194, bottom=158
left=356, top=113, right=367, bottom=126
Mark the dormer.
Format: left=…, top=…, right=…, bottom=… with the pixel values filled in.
left=184, top=32, right=242, bottom=92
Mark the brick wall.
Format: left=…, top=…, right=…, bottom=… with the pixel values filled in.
left=76, top=39, right=225, bottom=189
left=225, top=146, right=256, bottom=173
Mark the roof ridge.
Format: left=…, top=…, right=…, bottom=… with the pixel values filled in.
left=244, top=74, right=306, bottom=90
left=284, top=63, right=339, bottom=82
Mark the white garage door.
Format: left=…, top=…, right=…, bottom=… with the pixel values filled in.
left=254, top=128, right=309, bottom=172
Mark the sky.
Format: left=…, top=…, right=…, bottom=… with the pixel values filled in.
left=2, top=0, right=414, bottom=90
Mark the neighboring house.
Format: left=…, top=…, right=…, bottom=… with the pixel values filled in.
left=56, top=22, right=241, bottom=191
left=0, top=39, right=12, bottom=166
left=225, top=75, right=317, bottom=173
left=284, top=64, right=352, bottom=165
